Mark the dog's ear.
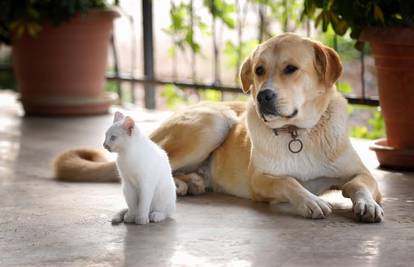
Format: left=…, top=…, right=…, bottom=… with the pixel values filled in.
left=313, top=42, right=343, bottom=88
left=240, top=56, right=252, bottom=93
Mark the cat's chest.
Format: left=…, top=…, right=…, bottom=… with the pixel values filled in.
left=116, top=157, right=145, bottom=182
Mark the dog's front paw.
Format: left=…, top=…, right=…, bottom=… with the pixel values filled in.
left=353, top=198, right=383, bottom=223
left=297, top=194, right=332, bottom=219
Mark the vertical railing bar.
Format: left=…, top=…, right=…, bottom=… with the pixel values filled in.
left=142, top=0, right=156, bottom=109
left=360, top=47, right=366, bottom=99
left=128, top=14, right=136, bottom=104
left=283, top=0, right=288, bottom=32
left=190, top=0, right=196, bottom=83
left=258, top=2, right=264, bottom=42
left=170, top=0, right=178, bottom=80
left=235, top=0, right=249, bottom=86
left=110, top=34, right=122, bottom=104
left=235, top=0, right=242, bottom=84
left=306, top=18, right=311, bottom=37
left=211, top=0, right=220, bottom=85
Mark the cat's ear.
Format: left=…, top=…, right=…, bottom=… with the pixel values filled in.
left=122, top=116, right=135, bottom=136
left=114, top=111, right=124, bottom=123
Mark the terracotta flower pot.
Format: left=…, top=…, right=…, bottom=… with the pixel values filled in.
left=361, top=28, right=414, bottom=170
left=12, top=9, right=119, bottom=116
left=370, top=139, right=414, bottom=170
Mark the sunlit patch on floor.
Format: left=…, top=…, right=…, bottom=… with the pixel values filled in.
left=320, top=190, right=353, bottom=210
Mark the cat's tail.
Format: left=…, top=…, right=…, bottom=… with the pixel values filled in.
left=111, top=208, right=128, bottom=225
left=53, top=149, right=119, bottom=182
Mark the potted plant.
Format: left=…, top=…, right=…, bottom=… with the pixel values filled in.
left=0, top=0, right=119, bottom=115
left=303, top=0, right=414, bottom=170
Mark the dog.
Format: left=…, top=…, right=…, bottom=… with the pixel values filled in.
left=54, top=33, right=383, bottom=223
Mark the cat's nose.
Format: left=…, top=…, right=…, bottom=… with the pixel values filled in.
left=103, top=143, right=111, bottom=151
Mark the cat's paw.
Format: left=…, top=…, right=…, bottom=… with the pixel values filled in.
left=112, top=208, right=128, bottom=225
left=134, top=215, right=150, bottom=225
left=123, top=211, right=149, bottom=225
left=149, top=211, right=167, bottom=223
left=123, top=211, right=137, bottom=224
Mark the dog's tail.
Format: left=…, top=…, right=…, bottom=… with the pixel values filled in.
left=53, top=149, right=119, bottom=182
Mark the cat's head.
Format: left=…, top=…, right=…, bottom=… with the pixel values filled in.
left=103, top=111, right=136, bottom=152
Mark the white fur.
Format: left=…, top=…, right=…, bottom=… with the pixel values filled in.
left=104, top=113, right=176, bottom=225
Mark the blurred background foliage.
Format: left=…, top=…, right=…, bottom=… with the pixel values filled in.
left=0, top=0, right=384, bottom=139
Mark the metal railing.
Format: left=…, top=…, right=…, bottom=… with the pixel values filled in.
left=109, top=0, right=379, bottom=109
left=0, top=0, right=379, bottom=108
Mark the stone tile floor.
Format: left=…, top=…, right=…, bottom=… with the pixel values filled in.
left=1, top=92, right=414, bottom=267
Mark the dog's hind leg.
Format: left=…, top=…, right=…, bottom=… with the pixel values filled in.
left=175, top=173, right=206, bottom=195
left=150, top=103, right=239, bottom=195
left=174, top=178, right=189, bottom=196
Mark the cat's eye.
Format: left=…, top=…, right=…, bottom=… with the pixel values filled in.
left=255, top=66, right=265, bottom=76
left=283, top=65, right=298, bottom=75
left=110, top=135, right=116, bottom=141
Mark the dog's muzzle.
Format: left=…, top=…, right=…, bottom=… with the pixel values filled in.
left=257, top=89, right=277, bottom=116
left=257, top=89, right=298, bottom=119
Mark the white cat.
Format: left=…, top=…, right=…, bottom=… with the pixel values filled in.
left=104, top=111, right=176, bottom=225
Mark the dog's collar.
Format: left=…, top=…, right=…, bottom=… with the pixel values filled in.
left=272, top=125, right=303, bottom=153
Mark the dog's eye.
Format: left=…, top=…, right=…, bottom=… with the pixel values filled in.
left=255, top=66, right=265, bottom=76
left=110, top=135, right=116, bottom=141
left=283, top=65, right=298, bottom=75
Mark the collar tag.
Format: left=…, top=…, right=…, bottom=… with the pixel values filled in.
left=273, top=125, right=303, bottom=153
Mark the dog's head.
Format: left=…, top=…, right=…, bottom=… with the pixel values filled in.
left=240, top=33, right=343, bottom=129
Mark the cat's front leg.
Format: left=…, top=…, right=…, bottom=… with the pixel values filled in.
left=122, top=179, right=141, bottom=224
left=134, top=180, right=156, bottom=225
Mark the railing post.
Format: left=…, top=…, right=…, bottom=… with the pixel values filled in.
left=142, top=0, right=156, bottom=109
left=110, top=34, right=122, bottom=104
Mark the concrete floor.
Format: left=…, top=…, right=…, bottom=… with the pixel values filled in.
left=1, top=92, right=414, bottom=267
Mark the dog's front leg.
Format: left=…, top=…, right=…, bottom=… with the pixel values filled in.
left=342, top=172, right=383, bottom=223
left=251, top=173, right=332, bottom=219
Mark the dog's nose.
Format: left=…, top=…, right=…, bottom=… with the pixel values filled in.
left=257, top=89, right=276, bottom=104
left=257, top=89, right=277, bottom=115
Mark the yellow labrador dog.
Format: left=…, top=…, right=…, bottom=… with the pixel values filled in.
left=55, top=33, right=383, bottom=223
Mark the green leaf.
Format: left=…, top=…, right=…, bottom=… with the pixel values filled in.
left=330, top=13, right=348, bottom=36
left=200, top=89, right=222, bottom=101
left=322, top=11, right=329, bottom=31
left=373, top=5, right=384, bottom=23
left=161, top=84, right=188, bottom=110
left=337, top=82, right=352, bottom=94
left=314, top=11, right=324, bottom=28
